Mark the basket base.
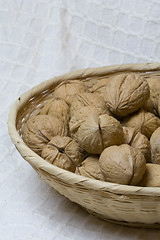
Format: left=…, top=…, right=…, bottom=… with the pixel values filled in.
left=81, top=206, right=160, bottom=229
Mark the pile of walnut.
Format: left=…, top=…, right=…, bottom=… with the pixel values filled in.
left=22, top=73, right=160, bottom=187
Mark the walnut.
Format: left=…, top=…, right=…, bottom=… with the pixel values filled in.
left=69, top=106, right=124, bottom=154
left=123, top=127, right=151, bottom=162
left=90, top=77, right=111, bottom=98
left=75, top=155, right=105, bottom=181
left=158, top=97, right=160, bottom=116
left=22, top=115, right=67, bottom=155
left=99, top=144, right=146, bottom=185
left=122, top=109, right=160, bottom=139
left=104, top=73, right=150, bottom=117
left=131, top=132, right=151, bottom=163
left=41, top=136, right=84, bottom=172
left=39, top=97, right=70, bottom=124
left=150, top=127, right=160, bottom=164
left=123, top=127, right=135, bottom=144
left=69, top=106, right=96, bottom=139
left=139, top=163, right=160, bottom=187
left=53, top=80, right=89, bottom=105
left=143, top=97, right=157, bottom=115
left=146, top=77, right=160, bottom=115
left=70, top=92, right=109, bottom=118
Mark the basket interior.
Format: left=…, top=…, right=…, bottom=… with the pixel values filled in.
left=16, top=69, right=160, bottom=135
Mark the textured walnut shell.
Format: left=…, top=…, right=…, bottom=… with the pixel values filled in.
left=99, top=144, right=146, bottom=185
left=123, top=127, right=135, bottom=144
left=69, top=106, right=97, bottom=139
left=70, top=92, right=109, bottom=118
left=131, top=132, right=151, bottom=163
left=69, top=106, right=124, bottom=154
left=123, top=127, right=151, bottom=162
left=22, top=115, right=67, bottom=155
left=143, top=97, right=157, bottom=115
left=53, top=80, right=89, bottom=105
left=122, top=109, right=160, bottom=139
left=158, top=98, right=160, bottom=116
left=104, top=73, right=150, bottom=117
left=39, top=97, right=70, bottom=124
left=139, top=164, right=160, bottom=187
left=75, top=156, right=105, bottom=181
left=41, top=136, right=84, bottom=172
left=146, top=77, right=160, bottom=115
left=150, top=127, right=160, bottom=164
left=90, top=77, right=112, bottom=98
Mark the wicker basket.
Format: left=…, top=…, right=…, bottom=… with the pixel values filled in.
left=8, top=63, right=160, bottom=228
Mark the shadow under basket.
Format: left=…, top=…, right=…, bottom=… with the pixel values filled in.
left=8, top=63, right=160, bottom=228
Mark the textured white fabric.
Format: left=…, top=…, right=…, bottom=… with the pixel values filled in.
left=1, top=0, right=160, bottom=239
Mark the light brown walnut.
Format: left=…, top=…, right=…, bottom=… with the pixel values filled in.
left=123, top=127, right=135, bottom=144
left=158, top=97, right=160, bottom=117
left=122, top=109, right=160, bottom=139
left=75, top=155, right=105, bottom=181
left=146, top=77, right=160, bottom=115
left=139, top=163, right=160, bottom=187
left=69, top=106, right=124, bottom=154
left=104, top=73, right=150, bottom=117
left=41, top=136, right=84, bottom=172
left=150, top=127, right=160, bottom=164
left=123, top=127, right=151, bottom=162
left=22, top=115, right=67, bottom=155
left=99, top=144, right=146, bottom=185
left=70, top=92, right=109, bottom=118
left=131, top=132, right=151, bottom=163
left=90, top=77, right=112, bottom=98
left=69, top=106, right=96, bottom=139
left=39, top=97, right=70, bottom=124
left=53, top=80, right=89, bottom=105
left=143, top=97, right=157, bottom=115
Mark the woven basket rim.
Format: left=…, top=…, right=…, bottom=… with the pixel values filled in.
left=8, top=62, right=160, bottom=197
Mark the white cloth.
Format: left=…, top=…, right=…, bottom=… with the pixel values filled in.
left=1, top=0, right=160, bottom=239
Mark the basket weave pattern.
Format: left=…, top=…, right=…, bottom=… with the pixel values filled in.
left=8, top=63, right=160, bottom=228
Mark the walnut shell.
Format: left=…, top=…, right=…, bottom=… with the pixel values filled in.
left=139, top=163, right=160, bottom=187
left=158, top=97, right=160, bottom=116
left=143, top=97, right=157, bottom=115
left=150, top=127, right=160, bottom=164
left=70, top=92, right=109, bottom=118
left=69, top=106, right=124, bottom=154
left=123, top=127, right=151, bottom=162
left=39, top=97, right=70, bottom=124
left=69, top=106, right=97, bottom=139
left=90, top=77, right=111, bottom=98
left=122, top=109, right=160, bottom=139
left=22, top=115, right=67, bottom=155
left=99, top=144, right=146, bottom=185
left=123, top=127, right=135, bottom=144
left=131, top=132, right=151, bottom=163
left=75, top=156, right=105, bottom=181
left=53, top=80, right=89, bottom=105
left=146, top=77, right=160, bottom=115
left=41, top=136, right=84, bottom=172
left=104, top=73, right=150, bottom=117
